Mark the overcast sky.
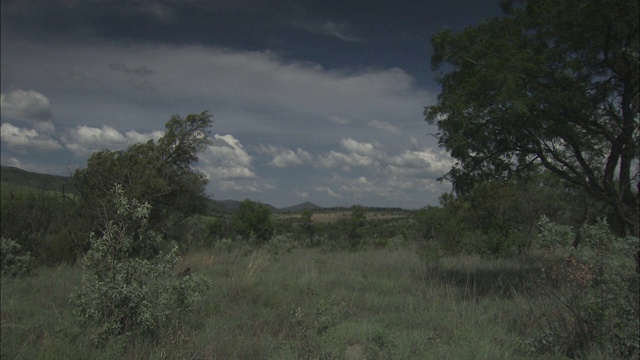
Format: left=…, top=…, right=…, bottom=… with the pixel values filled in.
left=1, top=0, right=502, bottom=209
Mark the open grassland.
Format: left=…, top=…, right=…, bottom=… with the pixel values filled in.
left=1, top=247, right=587, bottom=359
left=277, top=210, right=410, bottom=224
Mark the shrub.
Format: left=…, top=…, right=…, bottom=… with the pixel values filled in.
left=0, top=190, right=63, bottom=264
left=232, top=199, right=275, bottom=243
left=299, top=209, right=316, bottom=245
left=1, top=237, right=34, bottom=277
left=460, top=229, right=528, bottom=258
left=343, top=205, right=367, bottom=249
left=266, top=233, right=299, bottom=255
left=373, top=234, right=405, bottom=250
left=71, top=185, right=208, bottom=345
left=527, top=217, right=639, bottom=358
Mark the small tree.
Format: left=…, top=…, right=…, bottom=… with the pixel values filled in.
left=300, top=209, right=316, bottom=246
left=232, top=199, right=275, bottom=243
left=72, top=185, right=208, bottom=344
left=344, top=205, right=367, bottom=248
left=73, top=111, right=214, bottom=241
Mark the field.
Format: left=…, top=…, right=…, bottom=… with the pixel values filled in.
left=277, top=209, right=409, bottom=224
left=1, top=246, right=571, bottom=360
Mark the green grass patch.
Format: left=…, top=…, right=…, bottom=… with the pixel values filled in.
left=2, top=248, right=584, bottom=359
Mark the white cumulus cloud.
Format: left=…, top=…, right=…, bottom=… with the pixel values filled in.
left=199, top=134, right=256, bottom=180
left=388, top=148, right=453, bottom=175
left=258, top=144, right=312, bottom=168
left=340, top=138, right=375, bottom=155
left=61, top=125, right=163, bottom=157
left=317, top=150, right=373, bottom=170
left=368, top=119, right=401, bottom=134
left=0, top=37, right=444, bottom=207
left=0, top=123, right=62, bottom=150
left=1, top=89, right=55, bottom=132
left=329, top=115, right=350, bottom=125
left=315, top=185, right=343, bottom=199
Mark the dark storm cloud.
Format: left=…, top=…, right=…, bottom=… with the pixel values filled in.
left=1, top=0, right=287, bottom=46
left=0, top=89, right=55, bottom=132
left=1, top=0, right=501, bottom=46
left=1, top=0, right=501, bottom=84
left=109, top=62, right=155, bottom=76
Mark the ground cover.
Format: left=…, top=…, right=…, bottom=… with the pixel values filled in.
left=1, top=247, right=572, bottom=359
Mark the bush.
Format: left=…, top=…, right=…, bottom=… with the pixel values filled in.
left=266, top=233, right=299, bottom=255
left=527, top=217, right=639, bottom=358
left=71, top=185, right=208, bottom=345
left=343, top=205, right=367, bottom=249
left=460, top=229, right=528, bottom=258
left=232, top=199, right=275, bottom=243
left=1, top=190, right=63, bottom=264
left=418, top=175, right=588, bottom=258
left=1, top=237, right=34, bottom=277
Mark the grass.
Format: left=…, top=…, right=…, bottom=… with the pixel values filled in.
left=2, top=247, right=577, bottom=359
left=276, top=210, right=409, bottom=224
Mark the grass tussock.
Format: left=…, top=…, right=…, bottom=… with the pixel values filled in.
left=1, top=247, right=616, bottom=359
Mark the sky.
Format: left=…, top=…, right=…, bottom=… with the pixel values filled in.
left=1, top=0, right=503, bottom=209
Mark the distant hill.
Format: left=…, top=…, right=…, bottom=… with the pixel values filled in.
left=213, top=200, right=322, bottom=214
left=0, top=166, right=78, bottom=195
left=211, top=199, right=281, bottom=213
left=207, top=199, right=243, bottom=213
left=1, top=166, right=405, bottom=213
left=278, top=201, right=323, bottom=213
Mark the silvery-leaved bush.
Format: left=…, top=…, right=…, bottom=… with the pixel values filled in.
left=72, top=185, right=208, bottom=345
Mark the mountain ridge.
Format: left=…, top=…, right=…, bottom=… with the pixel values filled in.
left=0, top=166, right=78, bottom=195
left=0, top=166, right=322, bottom=213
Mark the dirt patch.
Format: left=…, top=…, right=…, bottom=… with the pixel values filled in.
left=344, top=343, right=366, bottom=360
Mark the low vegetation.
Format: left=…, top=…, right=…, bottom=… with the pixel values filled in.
left=71, top=185, right=209, bottom=345
left=1, top=109, right=637, bottom=358
left=0, top=246, right=599, bottom=359
left=2, top=192, right=638, bottom=359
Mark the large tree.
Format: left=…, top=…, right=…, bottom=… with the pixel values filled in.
left=425, top=0, right=639, bottom=236
left=74, top=111, right=214, bottom=236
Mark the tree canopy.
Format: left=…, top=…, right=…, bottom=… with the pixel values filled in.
left=232, top=199, right=275, bottom=243
left=74, top=111, right=214, bottom=234
left=425, top=0, right=639, bottom=235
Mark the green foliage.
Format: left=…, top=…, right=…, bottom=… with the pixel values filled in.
left=266, top=233, right=299, bottom=255
left=289, top=295, right=347, bottom=358
left=299, top=209, right=316, bottom=245
left=1, top=190, right=58, bottom=260
left=414, top=203, right=463, bottom=257
left=343, top=205, right=367, bottom=248
left=417, top=175, right=578, bottom=257
left=1, top=166, right=78, bottom=195
left=71, top=185, right=208, bottom=344
left=73, top=111, right=213, bottom=239
left=0, top=186, right=85, bottom=265
left=170, top=214, right=226, bottom=252
left=232, top=199, right=275, bottom=243
left=536, top=215, right=574, bottom=249
left=528, top=218, right=640, bottom=358
left=426, top=0, right=639, bottom=235
left=208, top=215, right=232, bottom=240
left=8, top=244, right=620, bottom=359
left=1, top=237, right=34, bottom=277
